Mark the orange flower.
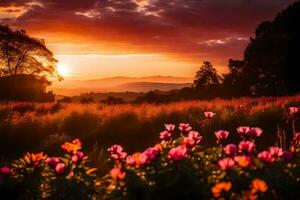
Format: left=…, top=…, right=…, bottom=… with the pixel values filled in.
left=110, top=167, right=126, bottom=180
left=61, top=139, right=82, bottom=153
left=132, top=152, right=147, bottom=166
left=234, top=155, right=252, bottom=168
left=251, top=178, right=268, bottom=193
left=211, top=181, right=232, bottom=198
left=23, top=152, right=47, bottom=167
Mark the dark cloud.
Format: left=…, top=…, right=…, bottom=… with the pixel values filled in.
left=0, top=0, right=296, bottom=66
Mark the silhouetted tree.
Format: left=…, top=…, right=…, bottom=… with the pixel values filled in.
left=0, top=24, right=60, bottom=102
left=0, top=24, right=60, bottom=79
left=224, top=1, right=300, bottom=96
left=193, top=61, right=221, bottom=88
left=0, top=74, right=55, bottom=102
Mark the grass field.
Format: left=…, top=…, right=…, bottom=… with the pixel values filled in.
left=1, top=96, right=299, bottom=173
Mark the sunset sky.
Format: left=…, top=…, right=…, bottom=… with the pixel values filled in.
left=0, top=0, right=295, bottom=81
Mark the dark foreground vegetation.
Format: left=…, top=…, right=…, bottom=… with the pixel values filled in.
left=1, top=105, right=300, bottom=199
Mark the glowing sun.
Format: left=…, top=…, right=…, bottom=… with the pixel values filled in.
left=57, top=64, right=70, bottom=76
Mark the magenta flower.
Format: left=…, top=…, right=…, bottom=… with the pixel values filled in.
left=258, top=151, right=273, bottom=163
left=224, top=144, right=238, bottom=155
left=189, top=131, right=203, bottom=144
left=107, top=144, right=124, bottom=154
left=160, top=130, right=172, bottom=140
left=237, top=126, right=250, bottom=135
left=46, top=157, right=60, bottom=167
left=238, top=141, right=256, bottom=153
left=183, top=136, right=196, bottom=147
left=289, top=107, right=299, bottom=116
left=249, top=127, right=263, bottom=137
left=72, top=151, right=85, bottom=164
left=218, top=158, right=235, bottom=170
left=0, top=166, right=12, bottom=181
left=143, top=147, right=159, bottom=164
left=204, top=111, right=216, bottom=119
left=125, top=155, right=136, bottom=166
left=183, top=131, right=202, bottom=147
left=165, top=124, right=175, bottom=132
left=0, top=166, right=12, bottom=176
left=55, top=163, right=66, bottom=175
left=269, top=146, right=283, bottom=158
left=179, top=123, right=192, bottom=132
left=107, top=144, right=127, bottom=160
left=215, top=130, right=229, bottom=140
left=168, top=145, right=188, bottom=161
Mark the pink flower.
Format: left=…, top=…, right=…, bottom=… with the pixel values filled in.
left=238, top=141, right=256, bottom=153
left=71, top=151, right=85, bottom=164
left=224, top=144, right=238, bottom=155
left=269, top=146, right=283, bottom=158
left=168, top=145, right=188, bottom=161
left=160, top=130, right=172, bottom=140
left=125, top=155, right=136, bottom=166
left=289, top=107, right=299, bottom=116
left=125, top=153, right=147, bottom=167
left=110, top=167, right=126, bottom=180
left=218, top=158, right=235, bottom=170
left=107, top=144, right=124, bottom=154
left=189, top=131, right=203, bottom=144
left=183, top=131, right=202, bottom=147
left=0, top=166, right=12, bottom=181
left=249, top=127, right=263, bottom=137
left=204, top=111, right=216, bottom=119
left=72, top=138, right=82, bottom=147
left=258, top=151, right=273, bottom=163
left=0, top=166, right=12, bottom=176
left=215, top=130, right=229, bottom=140
left=46, top=157, right=60, bottom=167
left=183, top=136, right=196, bottom=147
left=107, top=144, right=127, bottom=160
left=237, top=126, right=250, bottom=135
left=165, top=124, right=175, bottom=132
left=55, top=163, right=65, bottom=174
left=283, top=151, right=293, bottom=162
left=143, top=147, right=159, bottom=164
left=179, top=123, right=192, bottom=132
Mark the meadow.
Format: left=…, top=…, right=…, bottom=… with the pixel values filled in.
left=1, top=96, right=299, bottom=172
left=0, top=96, right=300, bottom=199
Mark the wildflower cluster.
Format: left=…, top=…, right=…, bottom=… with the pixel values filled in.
left=0, top=108, right=299, bottom=199
left=0, top=139, right=99, bottom=199
left=99, top=111, right=300, bottom=199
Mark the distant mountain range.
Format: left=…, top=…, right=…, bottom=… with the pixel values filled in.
left=50, top=76, right=193, bottom=96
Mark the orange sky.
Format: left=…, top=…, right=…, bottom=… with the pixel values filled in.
left=0, top=0, right=295, bottom=82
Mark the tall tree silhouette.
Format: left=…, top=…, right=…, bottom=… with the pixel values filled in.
left=0, top=24, right=59, bottom=102
left=225, top=1, right=300, bottom=96
left=193, top=61, right=221, bottom=88
left=0, top=24, right=60, bottom=79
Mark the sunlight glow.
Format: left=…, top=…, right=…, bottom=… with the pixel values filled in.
left=57, top=64, right=71, bottom=76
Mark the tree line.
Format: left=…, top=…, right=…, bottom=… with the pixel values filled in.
left=135, top=1, right=300, bottom=103
left=1, top=1, right=300, bottom=102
